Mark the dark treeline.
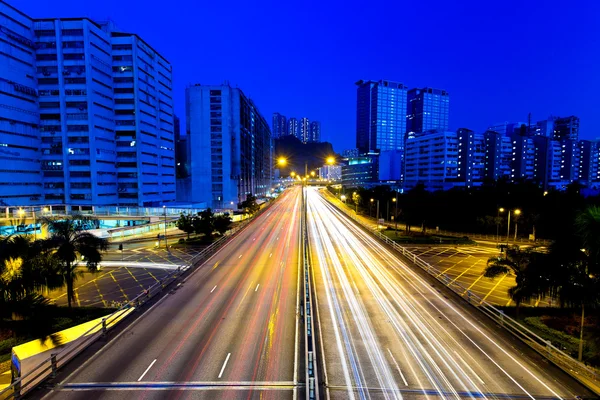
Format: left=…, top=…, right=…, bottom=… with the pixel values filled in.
left=344, top=179, right=597, bottom=240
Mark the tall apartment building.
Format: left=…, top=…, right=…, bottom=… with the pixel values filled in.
left=509, top=133, right=535, bottom=181
left=0, top=1, right=175, bottom=207
left=404, top=131, right=458, bottom=191
left=355, top=79, right=407, bottom=154
left=272, top=112, right=286, bottom=139
left=406, top=87, right=449, bottom=135
left=288, top=117, right=299, bottom=139
left=299, top=117, right=310, bottom=143
left=186, top=84, right=272, bottom=209
left=456, top=128, right=485, bottom=188
left=0, top=2, right=41, bottom=206
left=484, top=130, right=512, bottom=181
left=110, top=31, right=176, bottom=206
left=309, top=120, right=321, bottom=143
left=553, top=116, right=579, bottom=141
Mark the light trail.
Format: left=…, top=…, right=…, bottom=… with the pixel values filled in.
left=306, top=187, right=568, bottom=399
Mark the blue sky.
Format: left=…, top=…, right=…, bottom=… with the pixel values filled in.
left=17, top=0, right=600, bottom=152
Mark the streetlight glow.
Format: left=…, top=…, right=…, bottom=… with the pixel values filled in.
left=326, top=156, right=335, bottom=165
left=499, top=207, right=505, bottom=213
left=514, top=209, right=521, bottom=216
left=277, top=157, right=287, bottom=166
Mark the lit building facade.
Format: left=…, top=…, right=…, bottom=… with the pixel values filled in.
left=404, top=131, right=458, bottom=191
left=0, top=3, right=175, bottom=207
left=186, top=84, right=272, bottom=209
left=0, top=2, right=41, bottom=206
left=309, top=120, right=321, bottom=143
left=300, top=117, right=310, bottom=143
left=406, top=87, right=449, bottom=135
left=341, top=155, right=379, bottom=187
left=288, top=117, right=299, bottom=140
left=272, top=112, right=287, bottom=139
left=355, top=79, right=407, bottom=154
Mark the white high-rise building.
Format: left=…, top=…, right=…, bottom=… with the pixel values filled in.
left=0, top=2, right=41, bottom=206
left=0, top=1, right=175, bottom=207
left=185, top=84, right=272, bottom=209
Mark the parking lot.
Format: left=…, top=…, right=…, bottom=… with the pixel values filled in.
left=404, top=245, right=553, bottom=307
left=48, top=244, right=206, bottom=308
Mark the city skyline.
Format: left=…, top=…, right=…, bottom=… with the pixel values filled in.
left=16, top=0, right=600, bottom=152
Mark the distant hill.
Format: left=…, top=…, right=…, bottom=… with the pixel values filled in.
left=274, top=136, right=338, bottom=177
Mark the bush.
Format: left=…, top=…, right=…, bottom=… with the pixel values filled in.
left=178, top=238, right=185, bottom=244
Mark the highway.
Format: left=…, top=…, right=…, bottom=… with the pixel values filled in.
left=41, top=187, right=303, bottom=399
left=306, top=187, right=594, bottom=400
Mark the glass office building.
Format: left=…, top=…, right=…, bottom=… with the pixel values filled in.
left=355, top=80, right=407, bottom=154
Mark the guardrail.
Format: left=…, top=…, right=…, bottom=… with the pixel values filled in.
left=321, top=191, right=600, bottom=396
left=301, top=187, right=320, bottom=400
left=0, top=197, right=279, bottom=400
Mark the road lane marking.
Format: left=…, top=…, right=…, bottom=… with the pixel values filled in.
left=137, top=359, right=157, bottom=381
left=238, top=254, right=242, bottom=259
left=269, top=253, right=272, bottom=258
left=211, top=285, right=217, bottom=293
left=387, top=348, right=408, bottom=386
left=255, top=284, right=260, bottom=292
left=211, top=262, right=220, bottom=271
left=218, top=353, right=231, bottom=379
left=453, top=350, right=485, bottom=385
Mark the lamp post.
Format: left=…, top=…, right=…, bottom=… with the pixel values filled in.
left=497, top=207, right=504, bottom=246
left=505, top=209, right=521, bottom=245
left=514, top=209, right=521, bottom=241
left=353, top=192, right=358, bottom=214
left=163, top=205, right=169, bottom=253
left=393, top=196, right=398, bottom=235
left=370, top=198, right=374, bottom=217
left=376, top=200, right=380, bottom=224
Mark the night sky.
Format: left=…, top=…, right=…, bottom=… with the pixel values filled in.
left=17, top=0, right=600, bottom=152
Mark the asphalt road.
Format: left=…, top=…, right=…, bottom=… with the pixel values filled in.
left=40, top=187, right=303, bottom=399
left=306, top=187, right=594, bottom=400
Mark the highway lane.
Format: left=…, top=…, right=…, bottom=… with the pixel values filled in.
left=41, top=187, right=303, bottom=400
left=306, top=187, right=594, bottom=400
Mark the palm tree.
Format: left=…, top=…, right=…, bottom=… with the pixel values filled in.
left=0, top=235, right=62, bottom=316
left=41, top=214, right=108, bottom=308
left=484, top=246, right=546, bottom=315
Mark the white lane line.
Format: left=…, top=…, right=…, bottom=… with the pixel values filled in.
left=137, top=359, right=157, bottom=381
left=453, top=350, right=485, bottom=385
left=387, top=348, right=408, bottom=386
left=218, top=353, right=231, bottom=379
left=238, top=254, right=242, bottom=259
left=269, top=253, right=272, bottom=258
left=255, top=284, right=260, bottom=292
left=211, top=285, right=217, bottom=293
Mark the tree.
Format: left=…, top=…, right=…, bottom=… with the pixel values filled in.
left=240, top=194, right=260, bottom=214
left=214, top=213, right=232, bottom=235
left=0, top=235, right=62, bottom=317
left=484, top=246, right=546, bottom=315
left=194, top=208, right=215, bottom=240
left=41, top=214, right=108, bottom=308
left=576, top=206, right=600, bottom=274
left=176, top=213, right=195, bottom=239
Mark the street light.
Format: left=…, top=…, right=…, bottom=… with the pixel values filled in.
left=340, top=195, right=346, bottom=203
left=326, top=156, right=335, bottom=165
left=392, top=196, right=398, bottom=234
left=505, top=208, right=521, bottom=245
left=310, top=171, right=316, bottom=177
left=163, top=205, right=169, bottom=253
left=277, top=157, right=287, bottom=167
left=370, top=198, right=374, bottom=217
left=497, top=207, right=505, bottom=246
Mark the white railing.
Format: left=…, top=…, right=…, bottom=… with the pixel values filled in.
left=322, top=191, right=600, bottom=396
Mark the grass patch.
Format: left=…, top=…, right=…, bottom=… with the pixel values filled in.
left=381, top=229, right=476, bottom=245
left=496, top=306, right=600, bottom=366
left=0, top=306, right=114, bottom=367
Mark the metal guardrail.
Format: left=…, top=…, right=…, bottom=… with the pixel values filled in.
left=301, top=187, right=320, bottom=400
left=322, top=192, right=600, bottom=396
left=0, top=198, right=278, bottom=400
